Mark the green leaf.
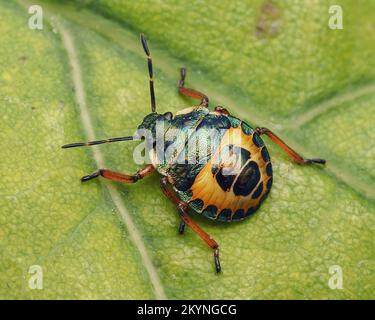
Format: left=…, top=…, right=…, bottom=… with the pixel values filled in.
left=1, top=0, right=374, bottom=299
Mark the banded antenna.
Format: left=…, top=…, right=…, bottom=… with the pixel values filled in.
left=61, top=136, right=140, bottom=149
left=140, top=33, right=156, bottom=113
left=61, top=34, right=154, bottom=149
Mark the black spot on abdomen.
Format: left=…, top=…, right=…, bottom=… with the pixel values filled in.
left=252, top=134, right=264, bottom=148
left=202, top=205, right=218, bottom=219
left=267, top=176, right=273, bottom=189
left=232, top=209, right=245, bottom=220
left=261, top=147, right=270, bottom=162
left=233, top=161, right=261, bottom=196
left=217, top=209, right=232, bottom=222
left=266, top=162, right=273, bottom=177
left=215, top=167, right=236, bottom=191
left=189, top=198, right=204, bottom=212
left=214, top=145, right=251, bottom=192
left=252, top=181, right=263, bottom=199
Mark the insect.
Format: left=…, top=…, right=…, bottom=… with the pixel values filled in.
left=62, top=34, right=326, bottom=273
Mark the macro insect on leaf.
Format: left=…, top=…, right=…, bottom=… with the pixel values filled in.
left=62, top=34, right=326, bottom=273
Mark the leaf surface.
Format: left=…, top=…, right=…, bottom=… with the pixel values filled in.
left=1, top=0, right=374, bottom=299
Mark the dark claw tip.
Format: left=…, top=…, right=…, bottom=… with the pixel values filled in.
left=80, top=176, right=91, bottom=182
left=180, top=67, right=186, bottom=78
left=81, top=172, right=99, bottom=183
left=61, top=142, right=85, bottom=149
left=305, top=158, right=326, bottom=165
left=313, top=158, right=326, bottom=165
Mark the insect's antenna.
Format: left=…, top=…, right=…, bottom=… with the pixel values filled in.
left=140, top=33, right=156, bottom=113
left=61, top=136, right=139, bottom=149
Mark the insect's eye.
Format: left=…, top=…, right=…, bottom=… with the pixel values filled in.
left=163, top=112, right=173, bottom=120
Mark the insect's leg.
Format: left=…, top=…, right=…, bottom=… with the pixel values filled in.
left=178, top=68, right=209, bottom=107
left=81, top=164, right=155, bottom=183
left=160, top=177, right=221, bottom=273
left=214, top=106, right=230, bottom=116
left=255, top=127, right=326, bottom=165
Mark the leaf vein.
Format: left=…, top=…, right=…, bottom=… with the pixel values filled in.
left=57, top=20, right=167, bottom=300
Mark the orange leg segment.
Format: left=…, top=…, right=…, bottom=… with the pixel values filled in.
left=81, top=164, right=155, bottom=183
left=255, top=127, right=326, bottom=165
left=160, top=177, right=221, bottom=273
left=178, top=68, right=209, bottom=107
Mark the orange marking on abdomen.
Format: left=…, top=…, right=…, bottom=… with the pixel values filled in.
left=189, top=126, right=271, bottom=216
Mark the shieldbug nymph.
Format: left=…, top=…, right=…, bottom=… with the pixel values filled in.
left=62, top=34, right=326, bottom=273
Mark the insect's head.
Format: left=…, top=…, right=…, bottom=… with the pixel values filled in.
left=137, top=111, right=173, bottom=132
